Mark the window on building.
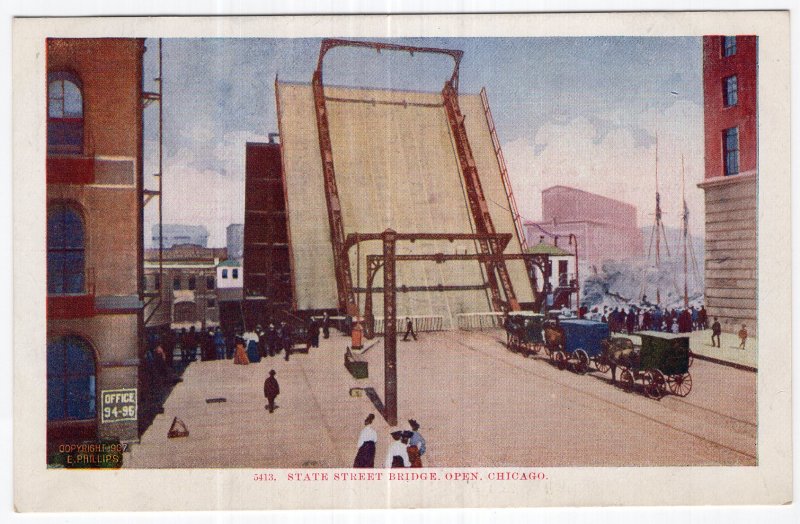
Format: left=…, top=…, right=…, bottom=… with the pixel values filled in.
left=207, top=298, right=216, bottom=308
left=47, top=336, right=96, bottom=421
left=232, top=269, right=239, bottom=279
left=723, top=127, right=740, bottom=176
left=723, top=75, right=738, bottom=107
left=47, top=204, right=85, bottom=295
left=222, top=269, right=228, bottom=279
left=722, top=36, right=737, bottom=57
left=206, top=276, right=215, bottom=290
left=188, top=276, right=196, bottom=290
left=47, top=72, right=84, bottom=155
left=173, top=277, right=181, bottom=290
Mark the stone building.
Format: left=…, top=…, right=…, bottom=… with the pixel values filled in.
left=46, top=38, right=145, bottom=448
left=525, top=185, right=644, bottom=273
left=143, top=245, right=228, bottom=332
left=698, top=35, right=758, bottom=334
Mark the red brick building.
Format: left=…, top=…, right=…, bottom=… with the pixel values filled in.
left=698, top=36, right=758, bottom=333
left=525, top=186, right=644, bottom=273
left=46, top=39, right=146, bottom=449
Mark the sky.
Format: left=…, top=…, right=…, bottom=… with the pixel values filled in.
left=142, top=37, right=705, bottom=248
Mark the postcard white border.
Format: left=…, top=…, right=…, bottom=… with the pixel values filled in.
left=12, top=11, right=791, bottom=511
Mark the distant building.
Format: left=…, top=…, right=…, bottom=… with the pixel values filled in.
left=152, top=224, right=209, bottom=248
left=525, top=186, right=644, bottom=272
left=144, top=244, right=228, bottom=332
left=46, top=38, right=145, bottom=448
left=226, top=223, right=244, bottom=260
left=698, top=35, right=757, bottom=333
left=215, top=259, right=244, bottom=331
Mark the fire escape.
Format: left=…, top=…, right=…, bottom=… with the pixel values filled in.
left=142, top=38, right=164, bottom=327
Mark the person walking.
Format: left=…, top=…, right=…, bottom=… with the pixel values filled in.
left=711, top=317, right=722, bottom=348
left=698, top=306, right=708, bottom=330
left=263, top=370, right=280, bottom=413
left=407, top=419, right=426, bottom=468
left=233, top=336, right=250, bottom=365
left=353, top=414, right=377, bottom=468
left=322, top=312, right=331, bottom=339
left=309, top=317, right=321, bottom=348
left=266, top=324, right=279, bottom=357
left=626, top=309, right=635, bottom=335
left=281, top=322, right=294, bottom=361
left=738, top=324, right=748, bottom=350
left=402, top=317, right=417, bottom=341
left=385, top=431, right=410, bottom=468
left=213, top=327, right=226, bottom=360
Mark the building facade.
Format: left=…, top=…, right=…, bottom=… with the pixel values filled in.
left=143, top=245, right=228, bottom=332
left=525, top=186, right=644, bottom=272
left=698, top=35, right=758, bottom=333
left=46, top=39, right=145, bottom=448
left=152, top=223, right=209, bottom=248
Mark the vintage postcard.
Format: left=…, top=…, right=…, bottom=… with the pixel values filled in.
left=12, top=12, right=791, bottom=511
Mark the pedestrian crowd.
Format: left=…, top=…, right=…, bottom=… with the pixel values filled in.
left=146, top=313, right=334, bottom=379
left=353, top=415, right=427, bottom=468
left=579, top=303, right=709, bottom=335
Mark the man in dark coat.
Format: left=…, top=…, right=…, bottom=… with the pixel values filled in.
left=308, top=318, right=320, bottom=348
left=626, top=309, right=636, bottom=335
left=264, top=370, right=280, bottom=413
left=266, top=324, right=279, bottom=357
left=281, top=322, right=294, bottom=361
left=402, top=317, right=417, bottom=341
left=322, top=312, right=331, bottom=339
left=711, top=317, right=722, bottom=348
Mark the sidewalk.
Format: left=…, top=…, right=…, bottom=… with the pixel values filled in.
left=623, top=330, right=757, bottom=372
left=688, top=330, right=757, bottom=372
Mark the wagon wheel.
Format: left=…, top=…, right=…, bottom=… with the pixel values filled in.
left=529, top=343, right=542, bottom=356
left=594, top=355, right=611, bottom=373
left=554, top=351, right=567, bottom=370
left=575, top=349, right=590, bottom=375
left=643, top=369, right=666, bottom=400
left=620, top=368, right=634, bottom=392
left=667, top=372, right=692, bottom=397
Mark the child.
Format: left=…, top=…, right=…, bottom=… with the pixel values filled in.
left=738, top=324, right=748, bottom=350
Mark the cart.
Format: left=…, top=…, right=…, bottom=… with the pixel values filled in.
left=504, top=312, right=546, bottom=357
left=544, top=319, right=610, bottom=374
left=611, top=331, right=693, bottom=399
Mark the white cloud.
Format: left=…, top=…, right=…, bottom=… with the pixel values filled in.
left=503, top=100, right=705, bottom=235
left=144, top=130, right=272, bottom=247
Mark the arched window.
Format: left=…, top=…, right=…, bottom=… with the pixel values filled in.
left=47, top=204, right=85, bottom=295
left=47, top=72, right=84, bottom=154
left=47, top=336, right=96, bottom=421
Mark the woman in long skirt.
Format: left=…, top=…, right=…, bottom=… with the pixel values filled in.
left=233, top=338, right=249, bottom=365
left=353, top=414, right=377, bottom=468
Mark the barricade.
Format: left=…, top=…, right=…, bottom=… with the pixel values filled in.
left=456, top=312, right=504, bottom=330
left=373, top=315, right=444, bottom=335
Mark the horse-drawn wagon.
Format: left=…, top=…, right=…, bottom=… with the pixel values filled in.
left=599, top=331, right=693, bottom=399
left=543, top=319, right=610, bottom=374
left=504, top=312, right=545, bottom=356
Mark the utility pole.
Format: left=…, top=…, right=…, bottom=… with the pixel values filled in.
left=382, top=229, right=398, bottom=426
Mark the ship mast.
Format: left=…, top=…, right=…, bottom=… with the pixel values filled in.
left=681, top=155, right=689, bottom=308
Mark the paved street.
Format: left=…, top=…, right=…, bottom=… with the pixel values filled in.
left=125, top=329, right=756, bottom=468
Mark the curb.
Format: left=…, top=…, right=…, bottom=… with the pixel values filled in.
left=692, top=352, right=757, bottom=372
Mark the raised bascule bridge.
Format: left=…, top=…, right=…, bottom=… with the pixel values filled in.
left=245, top=39, right=565, bottom=343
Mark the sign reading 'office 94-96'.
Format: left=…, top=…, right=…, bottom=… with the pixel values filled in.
left=101, top=389, right=137, bottom=423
